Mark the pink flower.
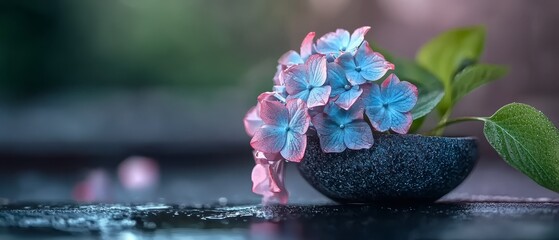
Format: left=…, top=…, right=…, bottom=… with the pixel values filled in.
left=250, top=99, right=310, bottom=162
left=251, top=151, right=288, bottom=204
left=284, top=55, right=332, bottom=108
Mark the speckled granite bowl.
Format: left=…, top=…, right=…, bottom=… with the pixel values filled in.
left=298, top=134, right=478, bottom=204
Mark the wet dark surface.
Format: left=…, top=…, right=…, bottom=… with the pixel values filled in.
left=1, top=202, right=559, bottom=240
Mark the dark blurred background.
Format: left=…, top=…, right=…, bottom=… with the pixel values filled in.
left=0, top=0, right=558, bottom=203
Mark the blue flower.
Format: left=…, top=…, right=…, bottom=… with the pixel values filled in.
left=316, top=26, right=370, bottom=60
left=250, top=99, right=310, bottom=162
left=312, top=103, right=374, bottom=153
left=284, top=55, right=332, bottom=108
left=365, top=74, right=418, bottom=134
left=336, top=41, right=394, bottom=85
left=327, top=63, right=364, bottom=110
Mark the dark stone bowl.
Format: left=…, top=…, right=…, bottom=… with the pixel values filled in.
left=298, top=134, right=478, bottom=204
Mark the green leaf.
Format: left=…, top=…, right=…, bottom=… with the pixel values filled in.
left=392, top=58, right=444, bottom=120
left=417, top=26, right=486, bottom=84
left=452, top=64, right=508, bottom=104
left=416, top=26, right=486, bottom=114
left=483, top=103, right=559, bottom=192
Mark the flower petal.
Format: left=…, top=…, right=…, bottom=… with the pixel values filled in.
left=347, top=26, right=370, bottom=53
left=306, top=55, right=327, bottom=87
left=312, top=113, right=346, bottom=153
left=251, top=125, right=287, bottom=153
left=284, top=65, right=308, bottom=96
left=335, top=87, right=363, bottom=110
left=243, top=104, right=263, bottom=137
left=278, top=50, right=304, bottom=66
left=280, top=132, right=307, bottom=162
left=366, top=105, right=391, bottom=132
left=307, top=85, right=331, bottom=108
left=344, top=121, right=374, bottom=150
left=258, top=100, right=288, bottom=126
left=390, top=111, right=413, bottom=134
left=300, top=32, right=316, bottom=60
left=251, top=164, right=269, bottom=195
left=316, top=29, right=350, bottom=54
left=326, top=63, right=348, bottom=96
left=286, top=90, right=310, bottom=103
left=355, top=41, right=395, bottom=81
left=336, top=52, right=366, bottom=85
left=273, top=64, right=283, bottom=86
left=381, top=75, right=418, bottom=112
left=286, top=99, right=310, bottom=134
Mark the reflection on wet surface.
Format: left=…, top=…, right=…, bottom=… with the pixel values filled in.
left=1, top=202, right=559, bottom=239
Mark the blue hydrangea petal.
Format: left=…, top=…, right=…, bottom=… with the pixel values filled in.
left=367, top=105, right=392, bottom=132
left=326, top=63, right=347, bottom=96
left=284, top=65, right=308, bottom=96
left=250, top=125, right=287, bottom=154
left=280, top=131, right=307, bottom=162
left=344, top=121, right=374, bottom=150
left=286, top=91, right=310, bottom=104
left=389, top=111, right=413, bottom=134
left=312, top=113, right=346, bottom=153
left=336, top=52, right=367, bottom=85
left=259, top=100, right=289, bottom=126
left=286, top=99, right=310, bottom=134
left=346, top=26, right=370, bottom=53
left=382, top=77, right=418, bottom=113
left=316, top=29, right=350, bottom=55
left=307, top=85, right=331, bottom=108
left=335, top=87, right=363, bottom=110
left=355, top=42, right=394, bottom=81
left=306, top=55, right=328, bottom=87
left=278, top=50, right=304, bottom=66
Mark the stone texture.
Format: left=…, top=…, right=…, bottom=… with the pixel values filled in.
left=298, top=134, right=478, bottom=203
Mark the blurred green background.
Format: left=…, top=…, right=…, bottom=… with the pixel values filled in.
left=0, top=0, right=558, bottom=151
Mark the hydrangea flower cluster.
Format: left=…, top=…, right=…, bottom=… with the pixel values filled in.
left=243, top=26, right=418, bottom=204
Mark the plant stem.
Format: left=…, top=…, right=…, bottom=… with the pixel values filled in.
left=425, top=116, right=487, bottom=135
left=434, top=109, right=452, bottom=136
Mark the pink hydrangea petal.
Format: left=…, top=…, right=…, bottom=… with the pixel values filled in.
left=280, top=132, right=307, bottom=162
left=258, top=100, right=288, bottom=126
left=251, top=164, right=269, bottom=195
left=307, top=105, right=325, bottom=118
left=257, top=91, right=276, bottom=103
left=347, top=26, right=370, bottom=52
left=306, top=55, right=328, bottom=87
left=300, top=32, right=316, bottom=60
left=307, top=85, right=331, bottom=108
left=390, top=111, right=413, bottom=134
left=251, top=125, right=287, bottom=154
left=286, top=99, right=310, bottom=134
left=253, top=150, right=282, bottom=165
left=344, top=121, right=374, bottom=150
left=243, top=104, right=263, bottom=137
left=335, top=87, right=363, bottom=110
left=273, top=64, right=283, bottom=86
left=251, top=155, right=288, bottom=205
left=284, top=65, right=309, bottom=96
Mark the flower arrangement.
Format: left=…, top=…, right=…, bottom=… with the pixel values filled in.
left=244, top=26, right=559, bottom=204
